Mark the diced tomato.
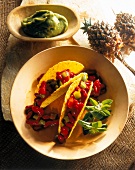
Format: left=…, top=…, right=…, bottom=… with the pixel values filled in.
left=61, top=126, right=69, bottom=136
left=64, top=76, right=70, bottom=83
left=38, top=81, right=47, bottom=95
left=70, top=72, right=74, bottom=78
left=56, top=72, right=63, bottom=81
left=67, top=97, right=74, bottom=108
left=77, top=102, right=84, bottom=112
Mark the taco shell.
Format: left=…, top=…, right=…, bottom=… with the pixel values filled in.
left=40, top=73, right=84, bottom=108
left=36, top=60, right=84, bottom=91
left=38, top=61, right=84, bottom=108
left=58, top=73, right=93, bottom=139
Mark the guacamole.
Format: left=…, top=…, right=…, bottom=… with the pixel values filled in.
left=21, top=10, right=68, bottom=38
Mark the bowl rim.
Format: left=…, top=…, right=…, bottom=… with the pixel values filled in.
left=7, top=4, right=80, bottom=42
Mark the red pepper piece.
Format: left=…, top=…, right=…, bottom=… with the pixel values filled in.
left=77, top=102, right=84, bottom=112
left=64, top=76, right=70, bottom=83
left=56, top=72, right=63, bottom=81
left=94, top=85, right=98, bottom=93
left=75, top=86, right=81, bottom=91
left=94, top=79, right=101, bottom=90
left=67, top=97, right=74, bottom=109
left=56, top=69, right=72, bottom=84
left=69, top=72, right=74, bottom=78
left=72, top=99, right=79, bottom=108
left=38, top=81, right=47, bottom=95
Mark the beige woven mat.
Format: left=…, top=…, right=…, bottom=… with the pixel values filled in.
left=1, top=0, right=135, bottom=169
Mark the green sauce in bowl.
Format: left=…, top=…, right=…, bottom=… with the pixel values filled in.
left=21, top=10, right=68, bottom=38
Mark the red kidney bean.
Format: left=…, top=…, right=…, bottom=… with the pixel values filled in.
left=88, top=75, right=96, bottom=82
left=42, top=114, right=50, bottom=120
left=32, top=106, right=44, bottom=116
left=65, top=122, right=74, bottom=129
left=44, top=120, right=59, bottom=128
left=67, top=113, right=75, bottom=124
left=57, top=134, right=65, bottom=143
left=26, top=111, right=33, bottom=119
left=71, top=111, right=78, bottom=119
left=38, top=81, right=47, bottom=95
left=26, top=119, right=39, bottom=126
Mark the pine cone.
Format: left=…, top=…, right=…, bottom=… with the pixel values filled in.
left=114, top=12, right=135, bottom=46
left=81, top=19, right=123, bottom=62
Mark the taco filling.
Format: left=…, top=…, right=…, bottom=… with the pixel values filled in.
left=25, top=61, right=84, bottom=130
left=36, top=61, right=84, bottom=108
left=35, top=69, right=76, bottom=106
left=57, top=73, right=93, bottom=143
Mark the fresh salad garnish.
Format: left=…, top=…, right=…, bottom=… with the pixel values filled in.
left=78, top=98, right=113, bottom=135
left=78, top=120, right=108, bottom=135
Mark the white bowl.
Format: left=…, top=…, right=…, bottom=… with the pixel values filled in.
left=7, top=4, right=80, bottom=41
left=10, top=46, right=129, bottom=160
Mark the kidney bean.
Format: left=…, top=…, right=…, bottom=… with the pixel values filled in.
left=26, top=111, right=33, bottom=119
left=67, top=113, right=75, bottom=124
left=65, top=122, right=74, bottom=129
left=44, top=120, right=59, bottom=128
left=32, top=106, right=44, bottom=116
left=57, top=134, right=65, bottom=143
left=26, top=119, right=39, bottom=126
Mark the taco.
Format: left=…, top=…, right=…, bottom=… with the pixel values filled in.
left=35, top=60, right=84, bottom=108
left=57, top=73, right=93, bottom=143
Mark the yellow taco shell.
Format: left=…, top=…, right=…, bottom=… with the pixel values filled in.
left=38, top=61, right=84, bottom=108
left=40, top=73, right=84, bottom=108
left=36, top=60, right=84, bottom=92
left=58, top=73, right=93, bottom=139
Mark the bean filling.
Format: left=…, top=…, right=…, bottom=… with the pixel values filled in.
left=24, top=69, right=75, bottom=130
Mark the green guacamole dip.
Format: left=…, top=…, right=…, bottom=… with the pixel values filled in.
left=21, top=10, right=68, bottom=38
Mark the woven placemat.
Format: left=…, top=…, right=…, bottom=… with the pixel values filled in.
left=1, top=0, right=135, bottom=169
